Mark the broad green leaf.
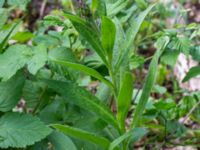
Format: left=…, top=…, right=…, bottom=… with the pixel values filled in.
left=52, top=124, right=110, bottom=149
left=161, top=50, right=179, bottom=67
left=39, top=98, right=66, bottom=124
left=49, top=47, right=76, bottom=62
left=109, top=128, right=147, bottom=150
left=101, top=16, right=116, bottom=61
left=115, top=4, right=156, bottom=71
left=27, top=45, right=47, bottom=75
left=51, top=59, right=113, bottom=89
left=44, top=79, right=118, bottom=129
left=22, top=78, right=50, bottom=108
left=154, top=99, right=176, bottom=110
left=48, top=131, right=77, bottom=150
left=173, top=37, right=191, bottom=55
left=33, top=35, right=60, bottom=48
left=117, top=72, right=133, bottom=131
left=63, top=13, right=108, bottom=65
left=0, top=113, right=52, bottom=148
left=0, top=72, right=25, bottom=112
left=0, top=44, right=32, bottom=81
left=182, top=66, right=200, bottom=82
left=131, top=36, right=169, bottom=128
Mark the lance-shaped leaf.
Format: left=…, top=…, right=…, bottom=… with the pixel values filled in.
left=51, top=59, right=113, bottom=89
left=0, top=21, right=21, bottom=53
left=44, top=79, right=118, bottom=129
left=131, top=36, right=169, bottom=128
left=135, top=0, right=148, bottom=9
left=117, top=71, right=133, bottom=131
left=101, top=16, right=116, bottom=61
left=52, top=124, right=110, bottom=149
left=63, top=12, right=108, bottom=65
left=115, top=4, right=156, bottom=71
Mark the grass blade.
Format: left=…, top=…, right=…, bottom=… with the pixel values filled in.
left=109, top=128, right=147, bottom=150
left=0, top=21, right=20, bottom=53
left=52, top=124, right=110, bottom=149
left=131, top=36, right=169, bottom=128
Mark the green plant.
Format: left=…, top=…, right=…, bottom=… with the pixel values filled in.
left=43, top=1, right=170, bottom=149
left=0, top=0, right=200, bottom=150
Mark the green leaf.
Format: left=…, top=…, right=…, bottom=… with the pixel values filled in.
left=48, top=131, right=77, bottom=150
left=0, top=113, right=52, bottom=148
left=91, top=0, right=106, bottom=16
left=109, top=128, right=147, bottom=150
left=52, top=124, right=110, bottom=149
left=51, top=59, right=113, bottom=89
left=182, top=66, right=200, bottom=82
left=154, top=98, right=176, bottom=110
left=22, top=79, right=48, bottom=108
left=0, top=72, right=25, bottom=112
left=0, top=44, right=32, bottom=81
left=12, top=31, right=35, bottom=43
left=115, top=4, right=156, bottom=70
left=0, top=0, right=5, bottom=7
left=0, top=8, right=8, bottom=28
left=135, top=0, right=148, bottom=9
left=190, top=46, right=200, bottom=62
left=27, top=45, right=47, bottom=75
left=63, top=12, right=107, bottom=65
left=125, top=3, right=155, bottom=50
left=107, top=0, right=129, bottom=17
left=173, top=37, right=191, bottom=55
left=131, top=36, right=169, bottom=128
left=7, top=0, right=30, bottom=10
left=0, top=21, right=20, bottom=52
left=96, top=82, right=112, bottom=103
left=44, top=79, right=118, bottom=129
left=101, top=16, right=116, bottom=61
left=117, top=72, right=133, bottom=131
left=161, top=50, right=179, bottom=67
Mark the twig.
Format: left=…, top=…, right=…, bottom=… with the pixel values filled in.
left=39, top=0, right=47, bottom=19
